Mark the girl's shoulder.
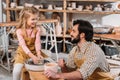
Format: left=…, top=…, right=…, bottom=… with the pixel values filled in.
left=32, top=27, right=41, bottom=35
left=36, top=27, right=41, bottom=31
left=16, top=29, right=22, bottom=34
left=16, top=29, right=26, bottom=36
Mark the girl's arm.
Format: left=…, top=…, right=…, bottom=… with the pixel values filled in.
left=16, top=29, right=32, bottom=54
left=35, top=27, right=43, bottom=59
left=16, top=29, right=39, bottom=64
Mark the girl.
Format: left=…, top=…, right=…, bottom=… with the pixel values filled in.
left=13, top=6, right=43, bottom=80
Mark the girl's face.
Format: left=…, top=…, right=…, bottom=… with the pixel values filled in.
left=27, top=13, right=39, bottom=28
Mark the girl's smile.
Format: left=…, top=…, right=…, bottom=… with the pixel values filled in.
left=27, top=13, right=39, bottom=28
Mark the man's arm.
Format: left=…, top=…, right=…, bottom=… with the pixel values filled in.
left=44, top=70, right=83, bottom=80
left=58, top=59, right=76, bottom=72
left=58, top=59, right=68, bottom=72
left=57, top=70, right=83, bottom=80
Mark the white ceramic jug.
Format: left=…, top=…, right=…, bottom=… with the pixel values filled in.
left=10, top=2, right=16, bottom=8
left=71, top=2, right=76, bottom=9
left=48, top=4, right=53, bottom=10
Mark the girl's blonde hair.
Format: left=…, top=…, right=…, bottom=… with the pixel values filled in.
left=17, top=6, right=39, bottom=29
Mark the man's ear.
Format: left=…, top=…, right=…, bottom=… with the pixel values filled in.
left=80, top=33, right=85, bottom=38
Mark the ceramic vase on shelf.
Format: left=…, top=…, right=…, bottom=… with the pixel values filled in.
left=71, top=2, right=76, bottom=9
left=10, top=2, right=16, bottom=8
left=48, top=4, right=53, bottom=10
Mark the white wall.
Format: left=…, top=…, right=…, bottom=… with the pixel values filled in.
left=72, top=13, right=120, bottom=27
left=102, top=14, right=120, bottom=26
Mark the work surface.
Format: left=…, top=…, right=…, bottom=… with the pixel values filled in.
left=94, top=34, right=120, bottom=41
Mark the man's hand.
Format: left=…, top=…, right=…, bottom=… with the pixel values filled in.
left=44, top=69, right=59, bottom=78
left=58, top=59, right=65, bottom=68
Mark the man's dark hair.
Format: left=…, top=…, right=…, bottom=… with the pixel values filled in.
left=73, top=19, right=93, bottom=41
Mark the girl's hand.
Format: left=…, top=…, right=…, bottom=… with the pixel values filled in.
left=31, top=55, right=39, bottom=64
left=37, top=51, right=44, bottom=59
left=37, top=54, right=43, bottom=59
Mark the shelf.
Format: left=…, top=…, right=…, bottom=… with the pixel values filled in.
left=43, top=0, right=63, bottom=1
left=5, top=8, right=65, bottom=12
left=5, top=8, right=21, bottom=11
left=41, top=34, right=71, bottom=38
left=0, top=19, right=58, bottom=27
left=5, top=8, right=120, bottom=15
left=66, top=10, right=120, bottom=14
left=67, top=0, right=118, bottom=2
left=38, top=9, right=65, bottom=13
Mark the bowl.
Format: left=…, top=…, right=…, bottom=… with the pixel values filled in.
left=44, top=62, right=58, bottom=73
left=24, top=3, right=34, bottom=7
left=67, top=7, right=73, bottom=10
left=25, top=63, right=44, bottom=71
left=55, top=7, right=62, bottom=10
left=25, top=57, right=55, bottom=71
left=76, top=8, right=83, bottom=11
left=16, top=6, right=24, bottom=9
left=113, top=27, right=120, bottom=35
left=34, top=5, right=40, bottom=9
left=25, top=59, right=44, bottom=71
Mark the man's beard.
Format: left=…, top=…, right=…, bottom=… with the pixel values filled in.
left=71, top=34, right=80, bottom=44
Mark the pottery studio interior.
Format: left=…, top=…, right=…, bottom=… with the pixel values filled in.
left=0, top=0, right=120, bottom=80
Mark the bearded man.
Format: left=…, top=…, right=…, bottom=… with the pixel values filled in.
left=44, top=19, right=113, bottom=80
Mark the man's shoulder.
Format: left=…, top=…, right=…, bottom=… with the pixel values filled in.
left=72, top=45, right=78, bottom=50
left=69, top=46, right=78, bottom=53
left=88, top=42, right=104, bottom=53
left=90, top=42, right=100, bottom=48
left=90, top=42, right=105, bottom=55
